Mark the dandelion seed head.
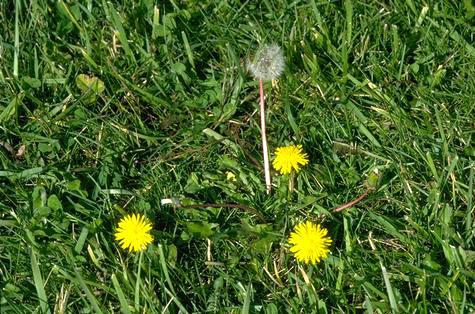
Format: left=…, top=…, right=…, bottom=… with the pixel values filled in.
left=248, top=44, right=284, bottom=81
left=289, top=221, right=332, bottom=264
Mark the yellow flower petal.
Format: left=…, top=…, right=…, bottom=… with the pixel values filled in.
left=289, top=221, right=332, bottom=264
left=272, top=145, right=309, bottom=175
left=114, top=213, right=153, bottom=252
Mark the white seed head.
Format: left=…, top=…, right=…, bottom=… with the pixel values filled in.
left=247, top=44, right=284, bottom=81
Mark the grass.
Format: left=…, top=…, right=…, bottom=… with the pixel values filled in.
left=1, top=0, right=474, bottom=312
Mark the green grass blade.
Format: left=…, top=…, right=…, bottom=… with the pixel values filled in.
left=341, top=0, right=353, bottom=81
left=181, top=31, right=195, bottom=70
left=241, top=283, right=252, bottom=314
left=13, top=0, right=20, bottom=77
left=30, top=248, right=50, bottom=314
left=425, top=152, right=441, bottom=183
left=151, top=6, right=160, bottom=39
left=111, top=274, right=132, bottom=314
left=73, top=266, right=104, bottom=313
left=381, top=262, right=398, bottom=313
left=164, top=287, right=189, bottom=314
left=466, top=166, right=474, bottom=242
left=74, top=227, right=89, bottom=254
left=158, top=244, right=176, bottom=295
left=107, top=4, right=135, bottom=62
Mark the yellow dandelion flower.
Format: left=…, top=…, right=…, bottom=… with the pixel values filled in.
left=226, top=171, right=237, bottom=182
left=272, top=145, right=309, bottom=175
left=289, top=221, right=332, bottom=264
left=115, top=214, right=153, bottom=252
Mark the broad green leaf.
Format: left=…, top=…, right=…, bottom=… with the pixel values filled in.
left=75, top=74, right=105, bottom=94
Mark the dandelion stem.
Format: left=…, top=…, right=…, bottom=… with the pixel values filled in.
left=134, top=251, right=143, bottom=311
left=259, top=79, right=272, bottom=194
left=289, top=170, right=295, bottom=193
left=333, top=189, right=370, bottom=212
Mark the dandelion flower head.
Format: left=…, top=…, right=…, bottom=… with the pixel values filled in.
left=247, top=44, right=284, bottom=81
left=115, top=213, right=153, bottom=252
left=272, top=144, right=309, bottom=175
left=226, top=171, right=237, bottom=182
left=289, top=221, right=332, bottom=264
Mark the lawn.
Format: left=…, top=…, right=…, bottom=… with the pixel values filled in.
left=1, top=0, right=474, bottom=313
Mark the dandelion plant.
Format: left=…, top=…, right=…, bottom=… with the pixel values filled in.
left=248, top=44, right=284, bottom=194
